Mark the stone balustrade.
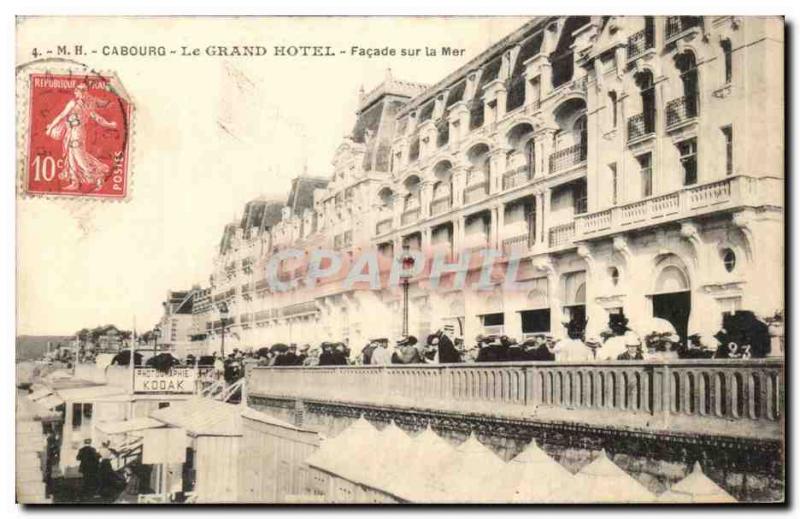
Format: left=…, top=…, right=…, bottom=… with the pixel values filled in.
left=575, top=175, right=777, bottom=240
left=247, top=359, right=783, bottom=440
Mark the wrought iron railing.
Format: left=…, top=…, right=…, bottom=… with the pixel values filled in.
left=401, top=207, right=421, bottom=225
left=627, top=28, right=655, bottom=60
left=549, top=143, right=587, bottom=173
left=665, top=96, right=699, bottom=129
left=665, top=16, right=703, bottom=40
left=627, top=112, right=655, bottom=141
left=375, top=218, right=393, bottom=235
left=430, top=196, right=452, bottom=216
left=463, top=182, right=489, bottom=204
left=502, top=166, right=533, bottom=190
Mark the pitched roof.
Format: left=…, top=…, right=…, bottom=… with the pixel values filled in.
left=149, top=397, right=242, bottom=436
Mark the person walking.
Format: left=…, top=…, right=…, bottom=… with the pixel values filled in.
left=76, top=438, right=100, bottom=499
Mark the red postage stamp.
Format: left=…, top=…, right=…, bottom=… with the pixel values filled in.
left=25, top=73, right=132, bottom=198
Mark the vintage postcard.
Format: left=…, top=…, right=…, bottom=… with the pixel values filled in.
left=15, top=15, right=784, bottom=504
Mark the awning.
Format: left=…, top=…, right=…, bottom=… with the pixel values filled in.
left=36, top=394, right=65, bottom=410
left=28, top=388, right=53, bottom=402
left=96, top=417, right=165, bottom=436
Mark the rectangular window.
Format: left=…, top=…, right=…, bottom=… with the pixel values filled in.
left=722, top=126, right=733, bottom=176
left=678, top=138, right=698, bottom=185
left=573, top=181, right=588, bottom=215
left=530, top=76, right=541, bottom=108
left=520, top=309, right=551, bottom=334
left=480, top=313, right=505, bottom=335
left=72, top=403, right=82, bottom=430
left=722, top=40, right=733, bottom=84
left=609, top=163, right=618, bottom=205
left=637, top=153, right=653, bottom=197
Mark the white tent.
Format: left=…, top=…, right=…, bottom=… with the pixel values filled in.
left=384, top=424, right=457, bottom=502
left=573, top=449, right=655, bottom=503
left=304, top=415, right=381, bottom=486
left=658, top=462, right=737, bottom=503
left=494, top=440, right=576, bottom=503
left=430, top=432, right=506, bottom=503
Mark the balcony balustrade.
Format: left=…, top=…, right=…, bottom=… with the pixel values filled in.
left=281, top=301, right=319, bottom=317
left=247, top=359, right=783, bottom=440
left=375, top=218, right=393, bottom=235
left=627, top=28, right=655, bottom=60
left=548, top=221, right=576, bottom=248
left=501, top=233, right=531, bottom=255
left=549, top=143, right=587, bottom=174
left=463, top=181, right=490, bottom=204
left=575, top=175, right=771, bottom=239
left=401, top=207, right=421, bottom=225
left=430, top=196, right=452, bottom=216
left=627, top=112, right=655, bottom=142
left=502, top=166, right=532, bottom=190
left=665, top=96, right=699, bottom=129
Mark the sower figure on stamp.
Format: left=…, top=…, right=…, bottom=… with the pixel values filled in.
left=45, top=83, right=117, bottom=191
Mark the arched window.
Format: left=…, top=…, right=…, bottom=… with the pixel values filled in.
left=635, top=71, right=656, bottom=134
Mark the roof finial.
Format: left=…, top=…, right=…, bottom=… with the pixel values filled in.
left=358, top=84, right=365, bottom=102
left=385, top=67, right=393, bottom=82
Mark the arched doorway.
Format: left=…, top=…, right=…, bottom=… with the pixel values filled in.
left=650, top=261, right=692, bottom=343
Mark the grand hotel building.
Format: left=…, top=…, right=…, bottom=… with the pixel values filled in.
left=179, top=16, right=783, bottom=356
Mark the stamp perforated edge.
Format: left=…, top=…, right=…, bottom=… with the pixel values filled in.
left=16, top=58, right=137, bottom=203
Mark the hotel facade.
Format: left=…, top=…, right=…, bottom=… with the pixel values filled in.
left=189, top=16, right=783, bottom=354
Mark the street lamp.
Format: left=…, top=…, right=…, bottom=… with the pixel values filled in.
left=399, top=244, right=416, bottom=337
left=153, top=325, right=161, bottom=355
left=218, top=302, right=229, bottom=357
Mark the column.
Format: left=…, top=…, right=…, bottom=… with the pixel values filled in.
left=496, top=203, right=506, bottom=250
left=489, top=206, right=499, bottom=250
left=489, top=149, right=508, bottom=194
left=542, top=189, right=551, bottom=248
left=420, top=180, right=435, bottom=218
left=537, top=128, right=556, bottom=176
left=451, top=166, right=467, bottom=208
left=392, top=193, right=404, bottom=228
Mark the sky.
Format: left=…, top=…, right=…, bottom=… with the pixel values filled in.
left=16, top=16, right=530, bottom=335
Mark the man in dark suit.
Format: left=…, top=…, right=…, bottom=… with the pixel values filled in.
left=76, top=439, right=100, bottom=499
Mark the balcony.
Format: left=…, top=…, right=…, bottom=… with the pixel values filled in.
left=247, top=359, right=783, bottom=440
left=375, top=218, right=393, bottom=236
left=549, top=143, right=587, bottom=174
left=627, top=28, right=655, bottom=61
left=463, top=182, right=490, bottom=204
left=401, top=207, right=421, bottom=225
left=627, top=112, right=655, bottom=142
left=502, top=166, right=532, bottom=191
left=665, top=96, right=698, bottom=130
left=430, top=196, right=452, bottom=216
left=665, top=16, right=703, bottom=41
left=548, top=221, right=576, bottom=248
left=501, top=233, right=531, bottom=255
left=575, top=175, right=777, bottom=240
left=281, top=301, right=319, bottom=317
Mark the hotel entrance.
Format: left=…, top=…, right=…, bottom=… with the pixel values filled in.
left=650, top=261, right=692, bottom=345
